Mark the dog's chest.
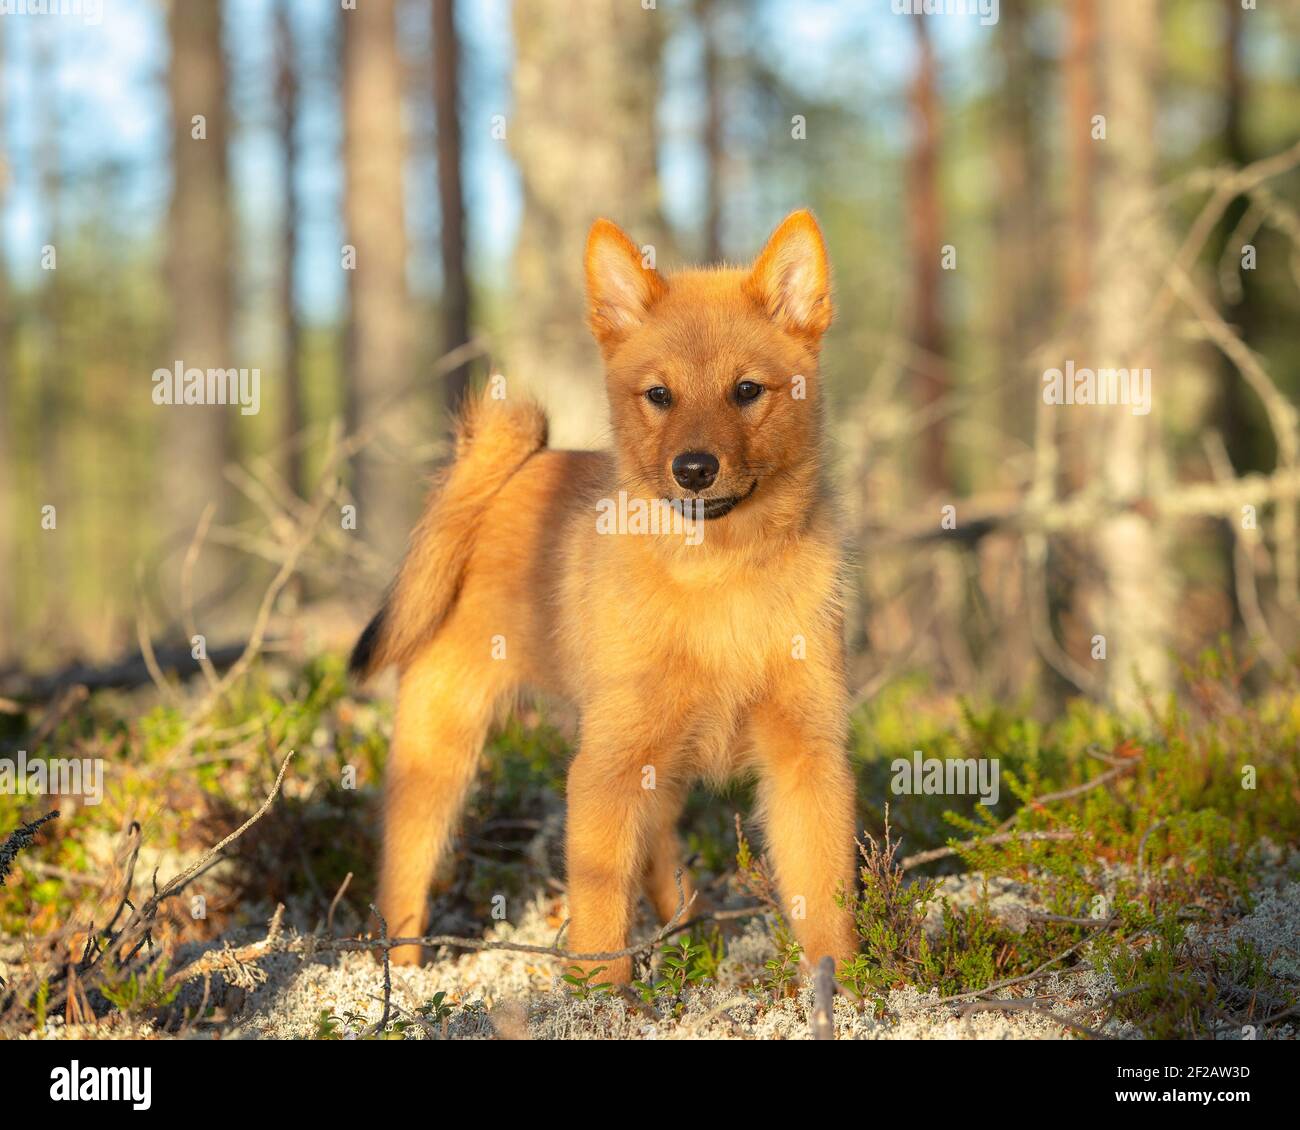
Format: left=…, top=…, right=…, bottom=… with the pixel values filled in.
left=659, top=576, right=789, bottom=672
left=568, top=530, right=840, bottom=707
left=630, top=550, right=830, bottom=683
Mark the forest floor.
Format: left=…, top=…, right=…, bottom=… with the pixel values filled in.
left=2, top=646, right=1299, bottom=1040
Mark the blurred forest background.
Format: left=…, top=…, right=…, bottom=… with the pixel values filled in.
left=1, top=0, right=1299, bottom=716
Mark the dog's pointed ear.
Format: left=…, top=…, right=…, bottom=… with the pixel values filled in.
left=585, top=219, right=668, bottom=350
left=743, top=210, right=832, bottom=340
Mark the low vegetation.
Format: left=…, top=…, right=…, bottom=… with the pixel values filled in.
left=1, top=643, right=1296, bottom=1039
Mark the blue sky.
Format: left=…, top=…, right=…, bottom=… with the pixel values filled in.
left=0, top=0, right=999, bottom=320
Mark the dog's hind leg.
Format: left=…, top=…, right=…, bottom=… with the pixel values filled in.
left=376, top=624, right=510, bottom=965
left=641, top=785, right=697, bottom=926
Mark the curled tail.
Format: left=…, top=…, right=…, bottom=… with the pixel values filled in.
left=349, top=387, right=548, bottom=680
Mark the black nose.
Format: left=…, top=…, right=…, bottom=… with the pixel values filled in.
left=671, top=451, right=719, bottom=492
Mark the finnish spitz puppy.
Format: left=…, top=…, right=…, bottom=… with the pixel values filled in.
left=351, top=210, right=857, bottom=980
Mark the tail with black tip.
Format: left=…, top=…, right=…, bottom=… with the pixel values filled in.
left=349, top=387, right=547, bottom=680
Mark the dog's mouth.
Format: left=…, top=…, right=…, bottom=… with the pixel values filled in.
left=666, top=479, right=758, bottom=521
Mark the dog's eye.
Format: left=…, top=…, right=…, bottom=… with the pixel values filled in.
left=645, top=386, right=672, bottom=407
left=735, top=380, right=763, bottom=403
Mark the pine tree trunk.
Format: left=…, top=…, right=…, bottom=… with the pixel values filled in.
left=433, top=0, right=471, bottom=411
left=508, top=0, right=665, bottom=448
left=35, top=24, right=68, bottom=624
left=0, top=20, right=11, bottom=662
left=994, top=0, right=1044, bottom=443
left=1093, top=0, right=1173, bottom=710
left=1060, top=0, right=1099, bottom=514
left=343, top=0, right=414, bottom=561
left=1064, top=0, right=1098, bottom=315
left=1214, top=0, right=1257, bottom=472
left=906, top=15, right=948, bottom=493
left=277, top=0, right=305, bottom=500
left=166, top=0, right=234, bottom=544
left=699, top=0, right=723, bottom=262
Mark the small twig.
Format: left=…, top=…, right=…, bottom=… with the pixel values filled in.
left=1202, top=431, right=1289, bottom=672
left=135, top=594, right=180, bottom=707
left=27, top=685, right=89, bottom=747
left=959, top=996, right=1105, bottom=1039
left=326, top=872, right=353, bottom=935
left=550, top=916, right=570, bottom=952
left=161, top=899, right=770, bottom=992
left=1014, top=759, right=1138, bottom=811
left=152, top=752, right=296, bottom=909
left=181, top=421, right=349, bottom=729
left=47, top=754, right=295, bottom=1011
left=905, top=752, right=1141, bottom=871
left=367, top=993, right=441, bottom=1039
left=180, top=503, right=222, bottom=692
left=1026, top=912, right=1119, bottom=928
left=936, top=927, right=1108, bottom=1005
left=1171, top=263, right=1299, bottom=611
left=901, top=830, right=1076, bottom=870
left=366, top=904, right=392, bottom=1036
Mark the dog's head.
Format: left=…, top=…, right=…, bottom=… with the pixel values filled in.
left=584, top=211, right=833, bottom=533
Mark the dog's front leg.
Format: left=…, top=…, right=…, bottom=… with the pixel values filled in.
left=751, top=665, right=859, bottom=974
left=563, top=707, right=686, bottom=985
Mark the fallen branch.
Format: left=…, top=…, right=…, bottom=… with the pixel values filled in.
left=901, top=753, right=1139, bottom=871
left=39, top=753, right=296, bottom=1014
left=958, top=995, right=1105, bottom=1039
left=161, top=898, right=768, bottom=993
left=865, top=466, right=1300, bottom=547
left=0, top=643, right=261, bottom=701
left=900, top=830, right=1076, bottom=871
left=936, top=927, right=1110, bottom=1005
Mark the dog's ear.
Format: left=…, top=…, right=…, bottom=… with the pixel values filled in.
left=585, top=219, right=668, bottom=350
left=743, top=210, right=832, bottom=340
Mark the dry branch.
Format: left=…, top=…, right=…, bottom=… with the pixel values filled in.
left=161, top=891, right=767, bottom=995
left=935, top=927, right=1110, bottom=1005
left=0, top=643, right=257, bottom=701
left=900, top=830, right=1077, bottom=871
left=33, top=753, right=296, bottom=1015
left=958, top=995, right=1105, bottom=1038
left=900, top=753, right=1139, bottom=870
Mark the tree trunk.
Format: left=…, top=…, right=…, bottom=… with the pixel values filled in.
left=342, top=0, right=414, bottom=561
left=1060, top=0, right=1099, bottom=512
left=508, top=0, right=665, bottom=449
left=34, top=22, right=71, bottom=630
left=699, top=0, right=723, bottom=262
left=993, top=0, right=1044, bottom=451
left=0, top=20, right=11, bottom=662
left=277, top=0, right=305, bottom=500
left=906, top=15, right=948, bottom=493
left=1064, top=0, right=1098, bottom=314
left=1214, top=0, right=1257, bottom=471
left=166, top=0, right=234, bottom=545
left=433, top=0, right=471, bottom=412
left=1093, top=0, right=1173, bottom=710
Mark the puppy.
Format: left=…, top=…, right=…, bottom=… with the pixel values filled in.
left=352, top=210, right=857, bottom=979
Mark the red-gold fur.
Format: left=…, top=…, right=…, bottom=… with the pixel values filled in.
left=353, top=210, right=858, bottom=978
